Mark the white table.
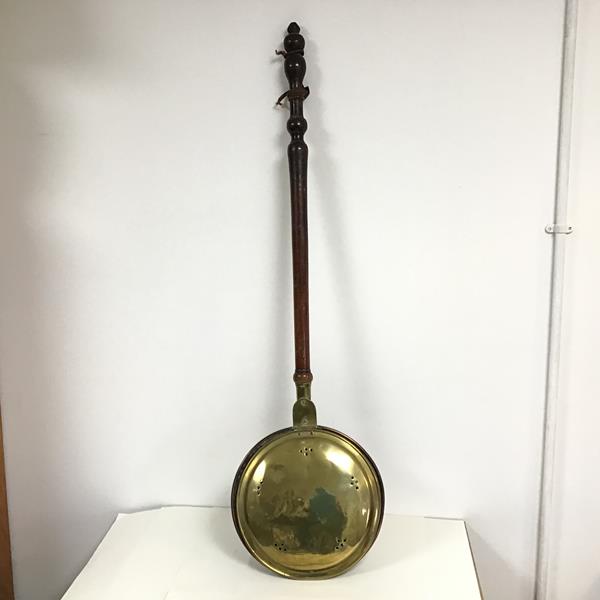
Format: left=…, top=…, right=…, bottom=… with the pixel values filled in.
left=62, top=506, right=482, bottom=599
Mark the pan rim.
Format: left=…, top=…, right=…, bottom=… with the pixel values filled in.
left=230, top=425, right=385, bottom=579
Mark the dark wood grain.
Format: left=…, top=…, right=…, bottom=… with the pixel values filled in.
left=0, top=408, right=14, bottom=600
left=280, top=22, right=313, bottom=388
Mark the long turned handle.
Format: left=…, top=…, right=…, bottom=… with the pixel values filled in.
left=278, top=23, right=316, bottom=428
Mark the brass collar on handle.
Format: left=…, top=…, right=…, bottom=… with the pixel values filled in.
left=293, top=382, right=316, bottom=428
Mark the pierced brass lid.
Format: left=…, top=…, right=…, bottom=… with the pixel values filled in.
left=231, top=426, right=384, bottom=579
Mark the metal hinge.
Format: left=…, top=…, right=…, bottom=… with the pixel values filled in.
left=545, top=224, right=574, bottom=234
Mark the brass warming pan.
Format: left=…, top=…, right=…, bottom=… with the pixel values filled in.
left=231, top=22, right=384, bottom=579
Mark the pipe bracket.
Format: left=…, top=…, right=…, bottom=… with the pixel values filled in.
left=545, top=224, right=574, bottom=234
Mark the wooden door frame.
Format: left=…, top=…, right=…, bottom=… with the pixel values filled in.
left=0, top=408, right=14, bottom=600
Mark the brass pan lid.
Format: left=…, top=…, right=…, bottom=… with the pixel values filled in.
left=231, top=426, right=384, bottom=579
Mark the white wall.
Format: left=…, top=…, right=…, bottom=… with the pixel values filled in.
left=547, top=1, right=600, bottom=598
left=0, top=1, right=565, bottom=599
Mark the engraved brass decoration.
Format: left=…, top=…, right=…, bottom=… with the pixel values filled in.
left=232, top=427, right=384, bottom=578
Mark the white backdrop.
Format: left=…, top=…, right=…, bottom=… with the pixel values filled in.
left=0, top=1, right=565, bottom=599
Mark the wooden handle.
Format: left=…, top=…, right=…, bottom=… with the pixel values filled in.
left=280, top=23, right=312, bottom=392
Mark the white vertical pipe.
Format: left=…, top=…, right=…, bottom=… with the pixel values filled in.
left=534, top=1, right=578, bottom=599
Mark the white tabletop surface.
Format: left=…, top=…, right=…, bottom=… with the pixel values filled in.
left=62, top=506, right=482, bottom=599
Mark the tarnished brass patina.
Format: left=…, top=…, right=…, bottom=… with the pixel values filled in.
left=231, top=418, right=384, bottom=578
left=232, top=387, right=384, bottom=578
left=231, top=23, right=384, bottom=578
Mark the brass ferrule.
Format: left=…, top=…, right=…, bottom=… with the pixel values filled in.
left=295, top=381, right=311, bottom=402
left=293, top=382, right=316, bottom=429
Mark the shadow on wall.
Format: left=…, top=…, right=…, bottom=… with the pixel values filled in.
left=466, top=524, right=531, bottom=600
left=584, top=578, right=600, bottom=600
left=303, top=31, right=380, bottom=429
left=0, top=4, right=119, bottom=599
